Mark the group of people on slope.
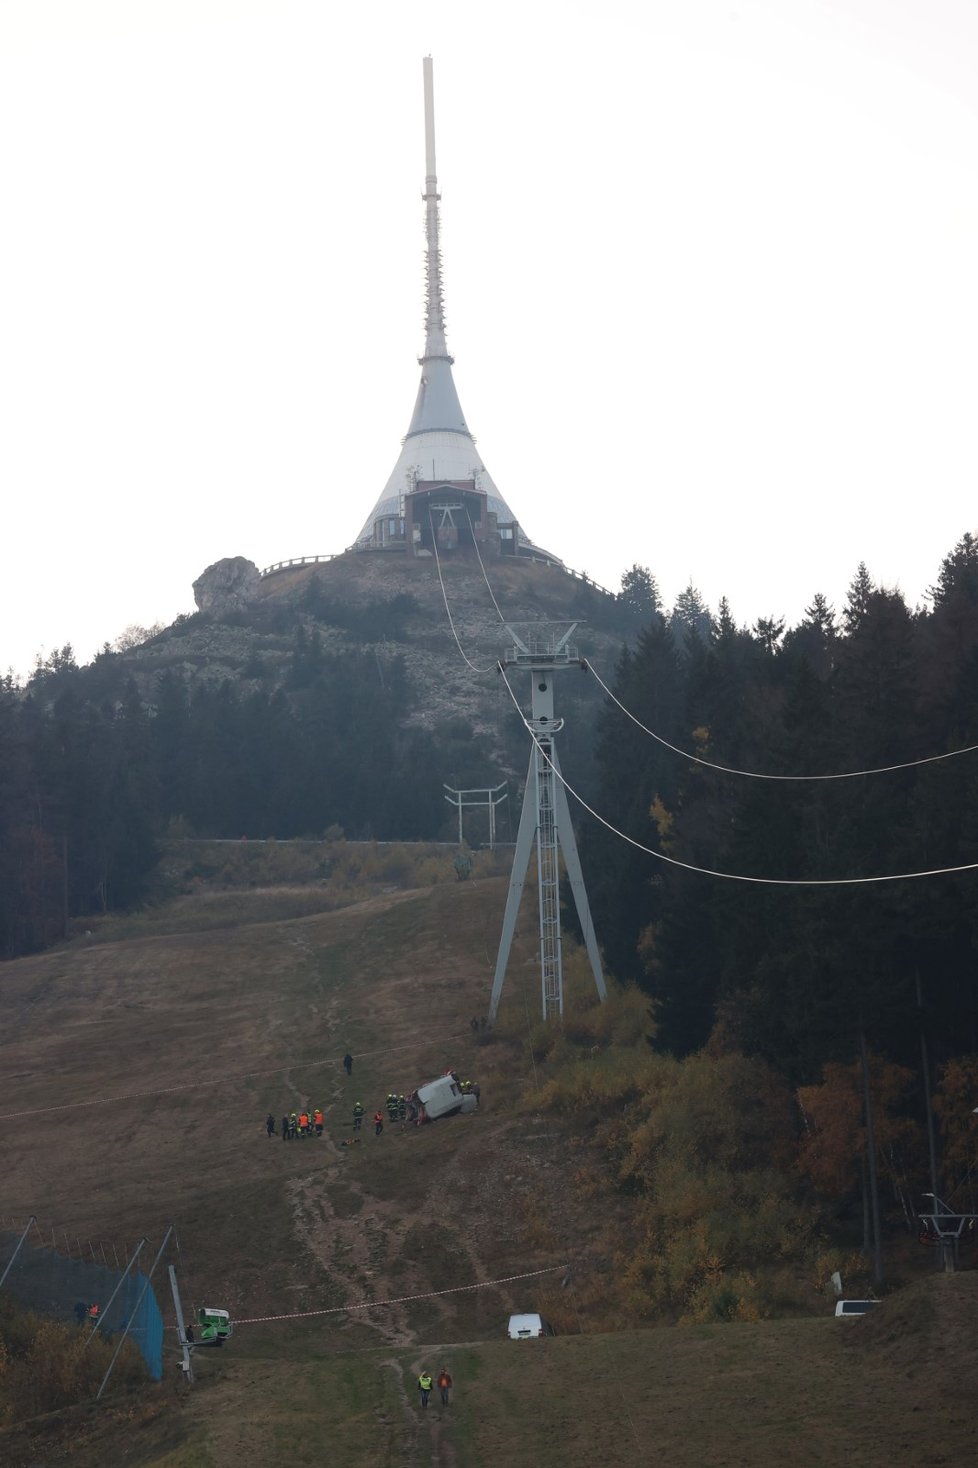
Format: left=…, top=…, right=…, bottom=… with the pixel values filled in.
left=266, top=1109, right=324, bottom=1139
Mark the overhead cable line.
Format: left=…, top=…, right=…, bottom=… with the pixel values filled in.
left=428, top=510, right=496, bottom=674
left=586, top=659, right=978, bottom=781
left=464, top=508, right=507, bottom=624
left=235, top=1264, right=569, bottom=1326
left=0, top=1034, right=463, bottom=1122
left=497, top=668, right=978, bottom=888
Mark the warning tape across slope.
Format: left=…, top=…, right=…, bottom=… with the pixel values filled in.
left=0, top=1034, right=462, bottom=1122
left=235, top=1265, right=569, bottom=1325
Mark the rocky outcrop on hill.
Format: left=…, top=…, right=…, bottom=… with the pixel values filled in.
left=109, top=550, right=633, bottom=787
left=193, top=556, right=261, bottom=616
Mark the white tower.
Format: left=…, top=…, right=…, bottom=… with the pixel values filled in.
left=353, top=58, right=559, bottom=565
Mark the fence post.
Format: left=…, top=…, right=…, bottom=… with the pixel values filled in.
left=96, top=1229, right=171, bottom=1401
left=0, top=1215, right=36, bottom=1289
left=86, top=1238, right=147, bottom=1345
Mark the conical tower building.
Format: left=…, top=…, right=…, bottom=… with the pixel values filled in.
left=354, top=58, right=559, bottom=566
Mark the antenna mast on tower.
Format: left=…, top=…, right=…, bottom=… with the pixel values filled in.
left=422, top=55, right=449, bottom=363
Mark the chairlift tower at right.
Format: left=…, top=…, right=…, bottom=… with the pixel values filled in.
left=488, top=624, right=607, bottom=1024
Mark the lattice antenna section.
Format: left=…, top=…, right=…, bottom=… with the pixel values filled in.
left=421, top=55, right=450, bottom=362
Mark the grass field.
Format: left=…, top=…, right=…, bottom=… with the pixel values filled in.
left=1, top=864, right=976, bottom=1465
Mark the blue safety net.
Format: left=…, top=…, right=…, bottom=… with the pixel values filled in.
left=0, top=1232, right=165, bottom=1380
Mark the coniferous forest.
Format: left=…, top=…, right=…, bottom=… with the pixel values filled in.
left=3, top=535, right=978, bottom=1120
left=583, top=536, right=978, bottom=1103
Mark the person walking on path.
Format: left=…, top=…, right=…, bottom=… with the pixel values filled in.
left=265, top=1113, right=276, bottom=1138
left=343, top=1052, right=354, bottom=1076
left=281, top=1114, right=290, bottom=1141
left=313, top=1107, right=324, bottom=1137
left=353, top=1101, right=364, bottom=1131
left=374, top=1111, right=384, bottom=1136
left=418, top=1370, right=433, bottom=1408
left=437, top=1368, right=453, bottom=1406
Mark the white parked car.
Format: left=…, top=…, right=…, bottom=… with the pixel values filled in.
left=834, top=1299, right=878, bottom=1317
left=507, top=1313, right=556, bottom=1339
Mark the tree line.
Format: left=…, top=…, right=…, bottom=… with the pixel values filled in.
left=0, top=633, right=489, bottom=957
left=582, top=537, right=978, bottom=1180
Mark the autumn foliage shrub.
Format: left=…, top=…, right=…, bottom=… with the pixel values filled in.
left=797, top=1054, right=925, bottom=1222
left=530, top=1014, right=829, bottom=1324
left=0, top=1298, right=147, bottom=1425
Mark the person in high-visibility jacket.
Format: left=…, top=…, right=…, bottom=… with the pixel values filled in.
left=353, top=1101, right=364, bottom=1131
left=299, top=1110, right=310, bottom=1136
left=418, top=1370, right=433, bottom=1408
left=313, top=1108, right=324, bottom=1136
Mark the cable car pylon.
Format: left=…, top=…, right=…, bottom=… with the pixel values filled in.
left=488, top=623, right=607, bottom=1024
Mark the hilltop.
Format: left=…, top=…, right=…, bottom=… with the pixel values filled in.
left=121, top=549, right=633, bottom=760
left=3, top=550, right=650, bottom=957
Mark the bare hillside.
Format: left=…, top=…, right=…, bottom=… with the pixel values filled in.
left=1, top=869, right=976, bottom=1466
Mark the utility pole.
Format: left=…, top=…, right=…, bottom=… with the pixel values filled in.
left=859, top=1031, right=884, bottom=1287
left=168, top=1264, right=194, bottom=1383
left=488, top=624, right=606, bottom=1023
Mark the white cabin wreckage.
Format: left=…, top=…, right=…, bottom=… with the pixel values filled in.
left=407, top=1070, right=478, bottom=1124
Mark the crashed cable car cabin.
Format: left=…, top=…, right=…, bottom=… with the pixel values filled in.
left=352, top=56, right=560, bottom=569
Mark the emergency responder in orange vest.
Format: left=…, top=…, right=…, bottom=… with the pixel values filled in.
left=313, top=1107, right=324, bottom=1136
left=299, top=1110, right=310, bottom=1136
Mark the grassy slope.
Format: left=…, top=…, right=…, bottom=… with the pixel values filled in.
left=1, top=871, right=976, bottom=1466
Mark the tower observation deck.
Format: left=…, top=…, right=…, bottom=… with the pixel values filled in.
left=353, top=57, right=561, bottom=568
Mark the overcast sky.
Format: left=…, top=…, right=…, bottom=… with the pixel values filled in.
left=2, top=0, right=976, bottom=678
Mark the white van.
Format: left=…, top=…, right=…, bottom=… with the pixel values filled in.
left=507, top=1313, right=556, bottom=1339
left=834, top=1299, right=878, bottom=1318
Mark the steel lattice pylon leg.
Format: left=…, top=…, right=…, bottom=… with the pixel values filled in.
left=534, top=737, right=563, bottom=1020
left=488, top=625, right=606, bottom=1024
